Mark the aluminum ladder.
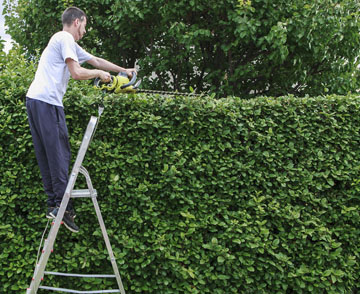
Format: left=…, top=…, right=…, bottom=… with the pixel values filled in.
left=26, top=113, right=126, bottom=294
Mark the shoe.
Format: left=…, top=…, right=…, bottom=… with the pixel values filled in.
left=50, top=207, right=79, bottom=233
left=69, top=207, right=76, bottom=219
left=46, top=207, right=55, bottom=219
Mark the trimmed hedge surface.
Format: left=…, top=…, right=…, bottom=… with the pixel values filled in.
left=1, top=57, right=360, bottom=293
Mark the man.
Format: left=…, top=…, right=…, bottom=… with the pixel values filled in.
left=26, top=7, right=136, bottom=233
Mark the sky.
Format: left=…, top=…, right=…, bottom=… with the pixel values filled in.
left=0, top=0, right=13, bottom=52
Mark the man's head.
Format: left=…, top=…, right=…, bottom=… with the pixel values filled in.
left=62, top=7, right=87, bottom=41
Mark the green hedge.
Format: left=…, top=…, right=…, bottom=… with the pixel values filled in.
left=1, top=52, right=360, bottom=293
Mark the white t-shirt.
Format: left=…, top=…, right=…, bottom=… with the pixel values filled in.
left=27, top=31, right=93, bottom=107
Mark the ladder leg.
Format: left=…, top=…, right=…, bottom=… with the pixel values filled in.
left=80, top=166, right=126, bottom=294
left=26, top=191, right=71, bottom=294
left=92, top=196, right=126, bottom=294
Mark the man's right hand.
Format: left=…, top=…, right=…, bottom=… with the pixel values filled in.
left=99, top=70, right=111, bottom=82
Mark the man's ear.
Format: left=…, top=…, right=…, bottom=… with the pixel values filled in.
left=73, top=18, right=80, bottom=27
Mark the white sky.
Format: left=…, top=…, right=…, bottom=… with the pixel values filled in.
left=0, top=0, right=13, bottom=52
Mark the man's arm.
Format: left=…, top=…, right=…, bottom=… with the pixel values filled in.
left=66, top=58, right=111, bottom=81
left=87, top=56, right=137, bottom=77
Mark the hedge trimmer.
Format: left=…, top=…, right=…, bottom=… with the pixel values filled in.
left=94, top=72, right=203, bottom=97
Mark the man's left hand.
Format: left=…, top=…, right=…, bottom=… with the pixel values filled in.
left=124, top=68, right=137, bottom=78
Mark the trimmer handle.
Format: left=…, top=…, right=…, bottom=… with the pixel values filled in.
left=118, top=71, right=137, bottom=89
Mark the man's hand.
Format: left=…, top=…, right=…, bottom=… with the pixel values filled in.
left=99, top=70, right=111, bottom=82
left=124, top=68, right=137, bottom=78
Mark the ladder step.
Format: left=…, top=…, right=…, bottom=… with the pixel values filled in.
left=71, top=189, right=97, bottom=198
left=45, top=271, right=116, bottom=278
left=39, top=286, right=121, bottom=293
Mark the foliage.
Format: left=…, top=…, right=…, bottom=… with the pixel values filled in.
left=0, top=35, right=6, bottom=61
left=3, top=0, right=360, bottom=97
left=1, top=48, right=360, bottom=293
left=0, top=38, right=4, bottom=52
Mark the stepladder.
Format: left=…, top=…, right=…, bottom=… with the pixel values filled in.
left=26, top=113, right=126, bottom=294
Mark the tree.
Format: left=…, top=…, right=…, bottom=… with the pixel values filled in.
left=4, top=0, right=360, bottom=97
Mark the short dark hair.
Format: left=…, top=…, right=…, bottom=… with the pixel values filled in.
left=62, top=7, right=87, bottom=26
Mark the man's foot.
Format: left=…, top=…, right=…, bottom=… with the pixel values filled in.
left=46, top=207, right=55, bottom=219
left=69, top=207, right=76, bottom=219
left=50, top=207, right=79, bottom=233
